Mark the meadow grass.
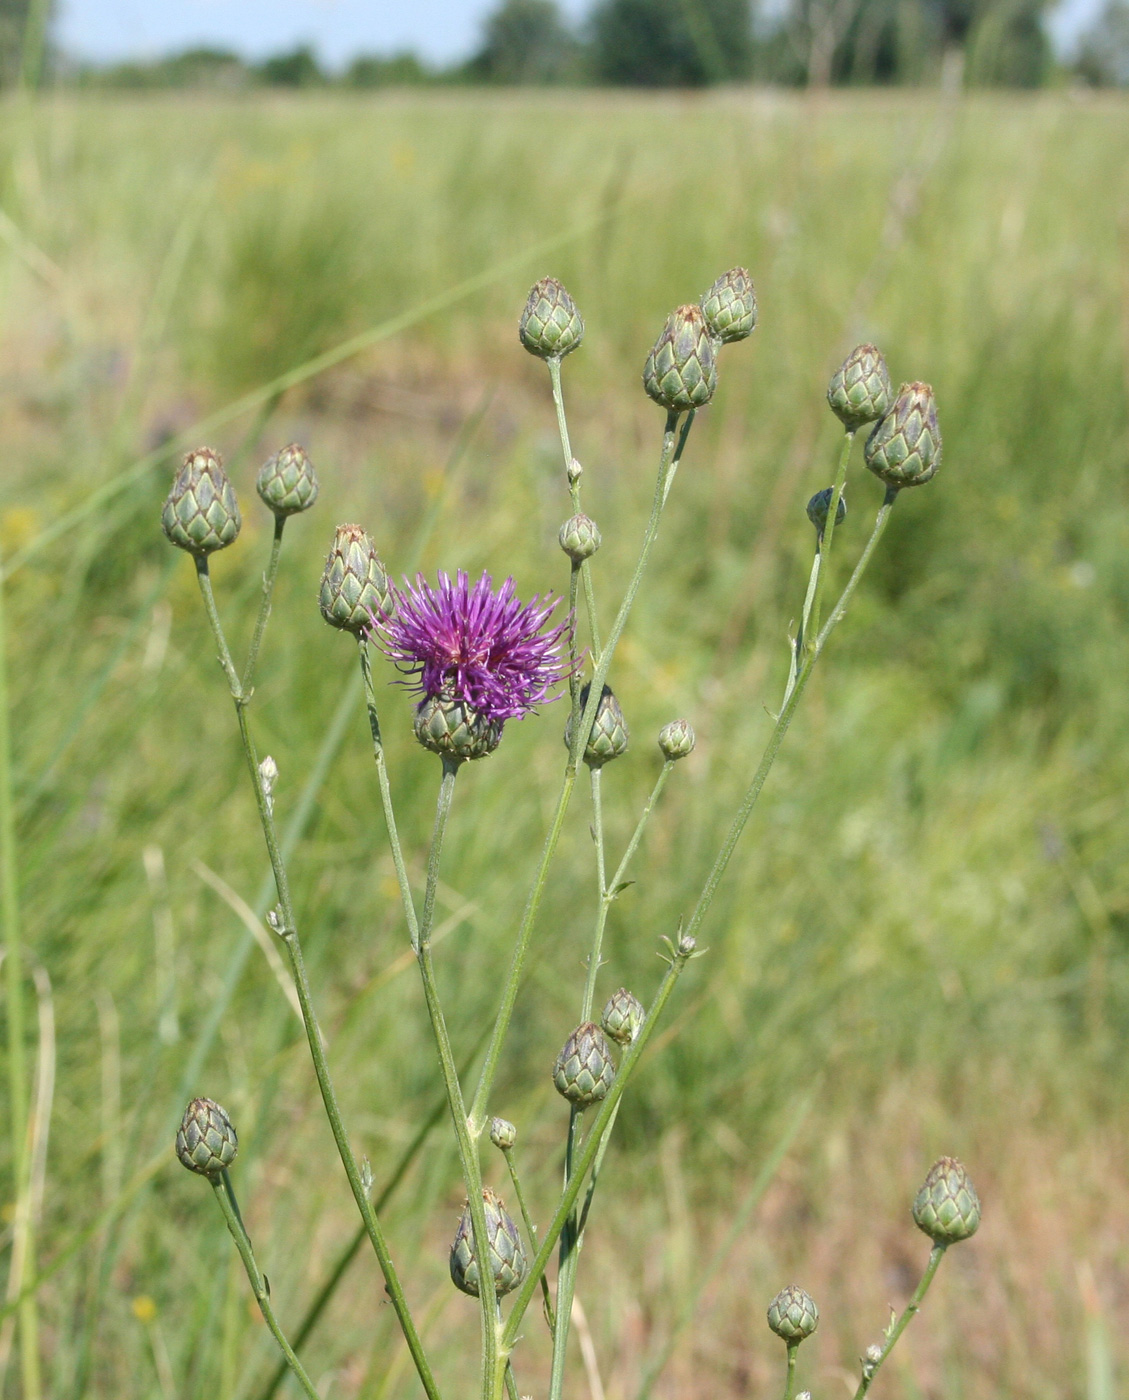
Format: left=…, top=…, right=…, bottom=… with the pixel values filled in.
left=0, top=87, right=1127, bottom=1399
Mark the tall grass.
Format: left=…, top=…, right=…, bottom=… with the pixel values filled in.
left=0, top=88, right=1126, bottom=1399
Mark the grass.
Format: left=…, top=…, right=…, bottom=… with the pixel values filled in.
left=0, top=85, right=1127, bottom=1399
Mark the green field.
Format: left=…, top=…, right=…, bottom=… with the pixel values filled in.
left=1, top=88, right=1128, bottom=1399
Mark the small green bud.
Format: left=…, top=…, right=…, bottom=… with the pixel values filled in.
left=161, top=448, right=241, bottom=555
left=414, top=694, right=501, bottom=763
left=256, top=443, right=319, bottom=517
left=912, top=1157, right=981, bottom=1244
left=643, top=304, right=718, bottom=412
left=827, top=344, right=892, bottom=430
left=449, top=1187, right=528, bottom=1298
left=489, top=1117, right=517, bottom=1151
left=658, top=718, right=695, bottom=760
left=700, top=267, right=757, bottom=344
left=559, top=513, right=601, bottom=563
left=864, top=382, right=942, bottom=489
left=552, top=1021, right=616, bottom=1107
left=519, top=277, right=584, bottom=359
left=806, top=487, right=847, bottom=536
left=767, top=1285, right=819, bottom=1343
left=565, top=682, right=629, bottom=768
left=319, top=524, right=392, bottom=634
left=601, top=988, right=644, bottom=1046
left=176, top=1097, right=238, bottom=1178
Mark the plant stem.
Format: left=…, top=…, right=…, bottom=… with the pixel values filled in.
left=502, top=939, right=694, bottom=1347
left=209, top=1172, right=322, bottom=1400
left=500, top=1146, right=555, bottom=1330
left=814, top=486, right=899, bottom=651
left=469, top=410, right=692, bottom=1136
left=807, top=428, right=854, bottom=643
left=784, top=552, right=821, bottom=711
left=548, top=1108, right=584, bottom=1400
left=193, top=566, right=440, bottom=1400
left=548, top=356, right=601, bottom=661
left=241, top=515, right=286, bottom=696
left=781, top=1342, right=799, bottom=1400
left=0, top=546, right=39, bottom=1398
left=852, top=1243, right=947, bottom=1399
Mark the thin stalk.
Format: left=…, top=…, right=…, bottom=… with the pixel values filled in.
left=469, top=410, right=693, bottom=1135
left=500, top=1147, right=554, bottom=1330
left=851, top=1243, right=947, bottom=1399
left=415, top=759, right=497, bottom=1400
left=502, top=941, right=694, bottom=1347
left=193, top=568, right=440, bottom=1400
left=209, top=1172, right=322, bottom=1400
left=683, top=490, right=898, bottom=948
left=609, top=761, right=673, bottom=899
left=781, top=1342, right=799, bottom=1400
left=575, top=1099, right=620, bottom=1240
left=807, top=428, right=854, bottom=644
left=548, top=356, right=601, bottom=661
left=784, top=552, right=822, bottom=711
left=548, top=1109, right=584, bottom=1400
left=0, top=548, right=39, bottom=1400
left=241, top=515, right=286, bottom=697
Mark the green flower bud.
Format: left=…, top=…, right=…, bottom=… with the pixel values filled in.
left=565, top=682, right=629, bottom=768
left=601, top=987, right=644, bottom=1046
left=864, top=382, right=942, bottom=489
left=658, top=719, right=695, bottom=760
left=449, top=1187, right=528, bottom=1298
left=767, top=1285, right=819, bottom=1343
left=552, top=1021, right=616, bottom=1107
left=912, top=1157, right=981, bottom=1244
left=519, top=277, right=584, bottom=360
left=559, top=513, right=602, bottom=563
left=256, top=443, right=319, bottom=517
left=643, top=304, right=718, bottom=412
left=161, top=449, right=241, bottom=556
left=175, top=1097, right=238, bottom=1178
left=319, top=524, right=392, bottom=634
left=700, top=267, right=757, bottom=344
left=827, top=344, right=892, bottom=430
left=414, top=694, right=501, bottom=763
left=806, top=487, right=847, bottom=536
left=489, top=1117, right=517, bottom=1151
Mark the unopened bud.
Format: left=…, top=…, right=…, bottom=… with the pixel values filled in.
left=256, top=443, right=319, bottom=517
left=258, top=755, right=278, bottom=815
left=414, top=694, right=501, bottom=763
left=658, top=719, right=695, bottom=760
left=864, top=382, right=941, bottom=489
left=161, top=449, right=241, bottom=555
left=489, top=1117, right=517, bottom=1151
left=912, top=1157, right=981, bottom=1243
left=519, top=277, right=584, bottom=359
left=176, top=1097, right=238, bottom=1178
left=449, top=1187, right=528, bottom=1297
left=827, top=344, right=892, bottom=429
left=806, top=487, right=847, bottom=536
left=567, top=457, right=583, bottom=484
left=677, top=933, right=696, bottom=957
left=767, top=1285, right=819, bottom=1343
left=565, top=682, right=629, bottom=768
left=700, top=267, right=757, bottom=344
left=601, top=988, right=644, bottom=1046
left=552, top=1022, right=616, bottom=1107
left=643, top=305, right=717, bottom=412
left=559, top=514, right=601, bottom=563
left=319, top=524, right=392, bottom=634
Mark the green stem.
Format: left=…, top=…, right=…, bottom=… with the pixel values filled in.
left=193, top=567, right=440, bottom=1400
left=0, top=547, right=39, bottom=1398
left=209, top=1173, right=322, bottom=1400
left=501, top=1146, right=555, bottom=1329
left=502, top=940, right=694, bottom=1348
left=469, top=411, right=692, bottom=1136
left=781, top=1342, right=799, bottom=1400
left=852, top=1243, right=947, bottom=1399
left=549, top=1109, right=584, bottom=1400
left=548, top=356, right=602, bottom=662
left=784, top=552, right=822, bottom=711
left=241, top=515, right=286, bottom=697
left=807, top=428, right=854, bottom=642
left=814, top=487, right=898, bottom=651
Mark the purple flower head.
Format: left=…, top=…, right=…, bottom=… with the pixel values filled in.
left=372, top=570, right=572, bottom=726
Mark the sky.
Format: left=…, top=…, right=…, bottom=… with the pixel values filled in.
left=57, top=0, right=1101, bottom=68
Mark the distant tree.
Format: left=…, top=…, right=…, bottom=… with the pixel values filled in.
left=345, top=51, right=431, bottom=86
left=257, top=45, right=324, bottom=87
left=589, top=0, right=753, bottom=84
left=1074, top=0, right=1129, bottom=83
left=465, top=0, right=583, bottom=82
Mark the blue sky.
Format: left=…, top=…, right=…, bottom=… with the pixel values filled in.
left=57, top=0, right=1100, bottom=67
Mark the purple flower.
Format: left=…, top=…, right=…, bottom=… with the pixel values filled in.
left=371, top=570, right=572, bottom=727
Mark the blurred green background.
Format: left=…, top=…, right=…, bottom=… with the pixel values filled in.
left=0, top=88, right=1127, bottom=1399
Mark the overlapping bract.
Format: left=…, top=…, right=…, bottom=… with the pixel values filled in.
left=161, top=449, right=241, bottom=555
left=319, top=524, right=393, bottom=634
left=176, top=1098, right=238, bottom=1178
left=864, top=382, right=942, bottom=489
left=643, top=305, right=718, bottom=412
left=700, top=267, right=757, bottom=344
left=827, top=344, right=893, bottom=430
left=553, top=1021, right=616, bottom=1106
left=767, top=1285, right=819, bottom=1342
left=565, top=682, right=629, bottom=768
left=912, top=1157, right=981, bottom=1243
left=257, top=443, right=320, bottom=517
left=519, top=277, right=584, bottom=359
left=449, top=1188, right=528, bottom=1298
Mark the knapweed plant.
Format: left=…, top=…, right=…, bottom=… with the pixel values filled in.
left=165, top=272, right=976, bottom=1400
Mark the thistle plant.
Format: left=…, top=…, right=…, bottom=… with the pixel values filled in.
left=163, top=269, right=978, bottom=1400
